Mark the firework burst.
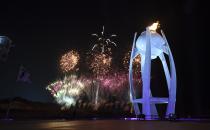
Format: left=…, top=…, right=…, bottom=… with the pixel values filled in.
left=60, top=50, right=80, bottom=73
left=99, top=72, right=128, bottom=90
left=62, top=75, right=85, bottom=96
left=91, top=26, right=117, bottom=54
left=89, top=53, right=112, bottom=76
left=123, top=51, right=141, bottom=75
left=46, top=75, right=86, bottom=108
left=96, top=72, right=142, bottom=102
left=46, top=80, right=63, bottom=96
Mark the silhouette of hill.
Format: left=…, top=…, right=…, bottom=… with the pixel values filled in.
left=0, top=97, right=132, bottom=120
left=0, top=97, right=64, bottom=119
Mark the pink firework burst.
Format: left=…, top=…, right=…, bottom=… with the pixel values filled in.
left=46, top=80, right=63, bottom=95
left=99, top=72, right=128, bottom=90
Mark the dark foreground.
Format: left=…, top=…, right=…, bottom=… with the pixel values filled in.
left=1, top=120, right=210, bottom=130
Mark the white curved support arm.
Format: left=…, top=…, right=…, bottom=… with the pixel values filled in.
left=129, top=32, right=138, bottom=100
left=161, top=30, right=177, bottom=97
left=159, top=53, right=171, bottom=91
left=129, top=32, right=141, bottom=115
left=161, top=30, right=177, bottom=115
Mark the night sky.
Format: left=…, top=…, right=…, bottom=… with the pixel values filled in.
left=0, top=0, right=209, bottom=117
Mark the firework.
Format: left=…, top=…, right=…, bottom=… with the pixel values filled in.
left=46, top=75, right=86, bottom=108
left=60, top=50, right=80, bottom=73
left=99, top=72, right=128, bottom=90
left=99, top=72, right=141, bottom=93
left=62, top=75, right=85, bottom=96
left=89, top=26, right=117, bottom=106
left=91, top=26, right=117, bottom=54
left=96, top=72, right=142, bottom=103
left=46, top=80, right=63, bottom=96
left=123, top=51, right=141, bottom=74
left=88, top=53, right=112, bottom=105
left=89, top=53, right=112, bottom=76
left=78, top=75, right=95, bottom=101
left=46, top=73, right=141, bottom=107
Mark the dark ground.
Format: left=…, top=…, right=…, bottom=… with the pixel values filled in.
left=1, top=120, right=210, bottom=130
left=0, top=97, right=133, bottom=120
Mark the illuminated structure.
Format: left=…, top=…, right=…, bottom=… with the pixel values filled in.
left=129, top=22, right=177, bottom=119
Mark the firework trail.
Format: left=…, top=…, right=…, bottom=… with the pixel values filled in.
left=88, top=53, right=112, bottom=106
left=88, top=26, right=117, bottom=106
left=89, top=53, right=112, bottom=76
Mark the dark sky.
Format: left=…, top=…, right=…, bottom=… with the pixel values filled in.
left=0, top=0, right=209, bottom=116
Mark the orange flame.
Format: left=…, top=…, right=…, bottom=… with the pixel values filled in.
left=148, top=21, right=159, bottom=31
